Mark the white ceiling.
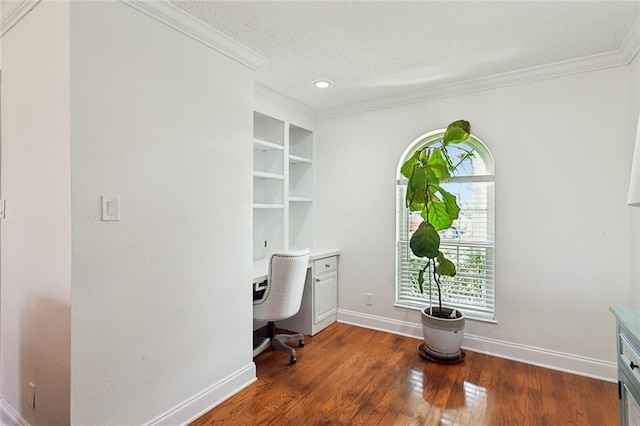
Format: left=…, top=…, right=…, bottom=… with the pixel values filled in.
left=172, top=1, right=640, bottom=117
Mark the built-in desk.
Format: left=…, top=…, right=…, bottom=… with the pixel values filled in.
left=253, top=248, right=340, bottom=336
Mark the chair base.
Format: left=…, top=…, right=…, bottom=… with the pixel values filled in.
left=253, top=322, right=305, bottom=364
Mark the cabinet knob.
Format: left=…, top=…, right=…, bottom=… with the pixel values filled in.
left=631, top=361, right=639, bottom=370
left=325, top=264, right=330, bottom=268
left=315, top=278, right=321, bottom=282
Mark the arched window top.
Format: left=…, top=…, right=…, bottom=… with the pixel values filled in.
left=397, top=129, right=494, bottom=179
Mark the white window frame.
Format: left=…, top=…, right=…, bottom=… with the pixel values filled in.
left=395, top=129, right=496, bottom=322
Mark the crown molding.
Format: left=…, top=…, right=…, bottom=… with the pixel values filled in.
left=318, top=49, right=633, bottom=120
left=620, top=15, right=640, bottom=63
left=0, top=0, right=41, bottom=38
left=120, top=0, right=264, bottom=70
left=254, top=83, right=317, bottom=119
left=316, top=16, right=640, bottom=120
left=0, top=1, right=264, bottom=70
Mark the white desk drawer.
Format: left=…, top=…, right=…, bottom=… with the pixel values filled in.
left=313, top=256, right=338, bottom=274
left=622, top=334, right=640, bottom=383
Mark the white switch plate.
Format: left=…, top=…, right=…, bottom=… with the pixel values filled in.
left=366, top=293, right=373, bottom=306
left=101, top=195, right=120, bottom=221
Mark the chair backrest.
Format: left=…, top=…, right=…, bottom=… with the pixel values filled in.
left=253, top=249, right=310, bottom=322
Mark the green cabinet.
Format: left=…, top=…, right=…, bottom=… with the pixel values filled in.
left=611, top=307, right=640, bottom=425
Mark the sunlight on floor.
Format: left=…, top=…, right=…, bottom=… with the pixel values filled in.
left=439, top=382, right=488, bottom=425
left=409, top=368, right=425, bottom=392
left=409, top=367, right=489, bottom=424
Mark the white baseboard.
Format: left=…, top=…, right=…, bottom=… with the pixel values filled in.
left=1, top=398, right=29, bottom=426
left=463, top=333, right=617, bottom=382
left=338, top=309, right=424, bottom=339
left=145, top=363, right=257, bottom=426
left=337, top=309, right=617, bottom=383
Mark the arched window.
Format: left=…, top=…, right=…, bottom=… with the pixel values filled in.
left=396, top=129, right=495, bottom=321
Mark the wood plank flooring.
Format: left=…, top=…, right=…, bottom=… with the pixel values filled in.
left=191, top=323, right=618, bottom=425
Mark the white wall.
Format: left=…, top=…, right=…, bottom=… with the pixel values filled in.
left=69, top=2, right=254, bottom=424
left=1, top=2, right=71, bottom=425
left=1, top=1, right=255, bottom=424
left=316, top=67, right=633, bottom=372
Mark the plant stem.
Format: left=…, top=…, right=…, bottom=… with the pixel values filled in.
left=431, top=259, right=442, bottom=312
left=423, top=154, right=443, bottom=312
left=418, top=263, right=428, bottom=294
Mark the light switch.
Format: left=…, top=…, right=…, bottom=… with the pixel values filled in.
left=101, top=195, right=120, bottom=221
left=107, top=201, right=117, bottom=215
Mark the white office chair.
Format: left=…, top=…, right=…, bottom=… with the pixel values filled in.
left=253, top=249, right=310, bottom=364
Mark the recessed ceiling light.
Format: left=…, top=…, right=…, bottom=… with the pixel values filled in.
left=312, top=79, right=332, bottom=89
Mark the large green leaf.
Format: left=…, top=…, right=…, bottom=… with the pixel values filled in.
left=410, top=222, right=440, bottom=259
left=424, top=185, right=459, bottom=230
left=437, top=186, right=461, bottom=221
left=426, top=197, right=454, bottom=231
left=436, top=251, right=456, bottom=277
left=400, top=150, right=421, bottom=179
left=405, top=165, right=427, bottom=210
left=408, top=190, right=425, bottom=212
left=424, top=166, right=441, bottom=186
left=442, top=120, right=470, bottom=146
left=419, top=148, right=428, bottom=163
left=426, top=148, right=451, bottom=182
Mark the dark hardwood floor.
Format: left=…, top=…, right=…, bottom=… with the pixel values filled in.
left=192, top=323, right=618, bottom=425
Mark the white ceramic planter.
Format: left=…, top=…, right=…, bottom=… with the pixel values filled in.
left=421, top=306, right=465, bottom=360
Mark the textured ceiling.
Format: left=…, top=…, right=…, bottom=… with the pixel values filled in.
left=172, top=1, right=640, bottom=116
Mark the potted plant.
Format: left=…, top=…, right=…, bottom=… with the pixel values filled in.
left=400, top=119, right=474, bottom=362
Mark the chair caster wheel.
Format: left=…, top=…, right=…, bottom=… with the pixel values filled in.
left=299, top=340, right=305, bottom=347
left=290, top=356, right=297, bottom=365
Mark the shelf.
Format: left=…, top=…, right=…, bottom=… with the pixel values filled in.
left=289, top=196, right=313, bottom=203
left=289, top=154, right=312, bottom=164
left=254, top=111, right=314, bottom=255
left=254, top=138, right=284, bottom=151
left=290, top=124, right=313, bottom=159
left=253, top=203, right=285, bottom=209
left=253, top=171, right=284, bottom=180
left=254, top=111, right=284, bottom=147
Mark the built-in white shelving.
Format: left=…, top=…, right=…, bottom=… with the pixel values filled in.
left=253, top=111, right=314, bottom=260
left=289, top=154, right=312, bottom=164
left=287, top=123, right=313, bottom=250
left=254, top=138, right=284, bottom=151
left=253, top=203, right=285, bottom=209
left=253, top=171, right=284, bottom=180
left=253, top=111, right=337, bottom=337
